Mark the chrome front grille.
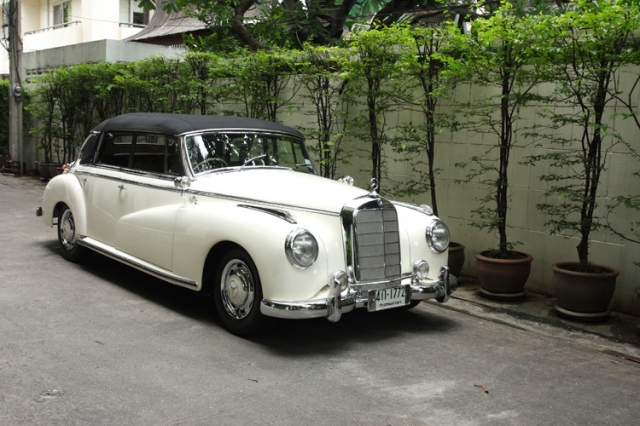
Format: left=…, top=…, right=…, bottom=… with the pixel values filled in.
left=352, top=203, right=401, bottom=283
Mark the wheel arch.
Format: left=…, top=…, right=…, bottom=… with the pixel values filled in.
left=41, top=175, right=87, bottom=236
left=200, top=240, right=250, bottom=296
left=172, top=202, right=332, bottom=301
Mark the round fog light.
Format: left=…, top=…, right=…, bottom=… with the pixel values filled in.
left=413, top=260, right=430, bottom=281
left=331, top=271, right=348, bottom=292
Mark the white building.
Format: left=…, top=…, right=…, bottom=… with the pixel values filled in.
left=1, top=0, right=194, bottom=173
left=1, top=0, right=188, bottom=76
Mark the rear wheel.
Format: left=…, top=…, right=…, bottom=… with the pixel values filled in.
left=212, top=248, right=272, bottom=336
left=57, top=204, right=88, bottom=262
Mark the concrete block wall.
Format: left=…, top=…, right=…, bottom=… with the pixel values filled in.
left=22, top=61, right=640, bottom=315
left=281, top=69, right=640, bottom=316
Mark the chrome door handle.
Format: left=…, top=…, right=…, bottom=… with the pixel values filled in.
left=117, top=184, right=127, bottom=190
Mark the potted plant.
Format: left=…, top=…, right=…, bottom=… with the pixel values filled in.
left=524, top=0, right=639, bottom=320
left=450, top=4, right=549, bottom=298
left=392, top=23, right=468, bottom=277
left=341, top=25, right=412, bottom=193
left=297, top=44, right=349, bottom=180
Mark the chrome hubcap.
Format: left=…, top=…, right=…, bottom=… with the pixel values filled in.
left=220, top=259, right=255, bottom=320
left=60, top=209, right=76, bottom=251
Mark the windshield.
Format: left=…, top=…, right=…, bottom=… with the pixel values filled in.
left=185, top=132, right=316, bottom=175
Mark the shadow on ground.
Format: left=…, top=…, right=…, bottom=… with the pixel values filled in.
left=43, top=241, right=461, bottom=355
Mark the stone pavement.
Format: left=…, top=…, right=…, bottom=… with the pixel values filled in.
left=0, top=171, right=48, bottom=189
left=430, top=277, right=640, bottom=361
left=4, top=172, right=640, bottom=361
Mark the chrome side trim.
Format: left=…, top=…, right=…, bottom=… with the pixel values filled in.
left=238, top=204, right=296, bottom=224
left=73, top=169, right=339, bottom=217
left=77, top=236, right=199, bottom=289
left=391, top=201, right=434, bottom=216
left=186, top=189, right=339, bottom=217
left=74, top=170, right=182, bottom=192
left=178, top=128, right=305, bottom=140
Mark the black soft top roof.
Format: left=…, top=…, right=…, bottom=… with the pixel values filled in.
left=92, top=113, right=304, bottom=139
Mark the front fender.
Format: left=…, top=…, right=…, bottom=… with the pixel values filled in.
left=172, top=201, right=333, bottom=301
left=395, top=206, right=448, bottom=279
left=41, top=173, right=87, bottom=235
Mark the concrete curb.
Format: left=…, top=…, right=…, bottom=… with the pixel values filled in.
left=428, top=278, right=640, bottom=361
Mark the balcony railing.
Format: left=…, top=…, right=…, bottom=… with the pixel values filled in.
left=118, top=22, right=147, bottom=29
left=24, top=21, right=81, bottom=36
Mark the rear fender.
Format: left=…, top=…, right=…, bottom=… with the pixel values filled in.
left=41, top=173, right=87, bottom=235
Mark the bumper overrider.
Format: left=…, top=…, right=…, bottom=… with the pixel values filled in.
left=261, top=265, right=456, bottom=321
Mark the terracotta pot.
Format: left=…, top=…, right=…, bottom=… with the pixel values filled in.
left=48, top=163, right=64, bottom=177
left=448, top=242, right=465, bottom=278
left=476, top=250, right=533, bottom=300
left=553, top=262, right=618, bottom=322
left=38, top=162, right=52, bottom=180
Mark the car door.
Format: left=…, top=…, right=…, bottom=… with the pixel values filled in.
left=80, top=133, right=133, bottom=248
left=83, top=132, right=184, bottom=271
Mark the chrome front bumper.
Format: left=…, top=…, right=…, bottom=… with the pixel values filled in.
left=261, top=266, right=456, bottom=321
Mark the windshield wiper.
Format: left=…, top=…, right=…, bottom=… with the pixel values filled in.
left=242, top=154, right=267, bottom=166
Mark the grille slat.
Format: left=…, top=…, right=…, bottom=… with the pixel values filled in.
left=353, top=204, right=401, bottom=283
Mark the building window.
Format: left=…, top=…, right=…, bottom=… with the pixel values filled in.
left=53, top=1, right=71, bottom=28
left=120, top=0, right=149, bottom=26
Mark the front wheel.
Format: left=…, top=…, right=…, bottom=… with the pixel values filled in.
left=57, top=204, right=88, bottom=262
left=212, top=248, right=272, bottom=336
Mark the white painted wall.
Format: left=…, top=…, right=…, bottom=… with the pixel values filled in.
left=0, top=0, right=151, bottom=75
left=281, top=74, right=640, bottom=316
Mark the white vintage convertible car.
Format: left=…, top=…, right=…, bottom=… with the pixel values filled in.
left=37, top=113, right=455, bottom=336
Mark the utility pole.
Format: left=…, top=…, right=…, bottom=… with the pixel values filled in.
left=7, top=0, right=23, bottom=175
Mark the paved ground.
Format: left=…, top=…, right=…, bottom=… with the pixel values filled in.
left=2, top=173, right=640, bottom=425
left=443, top=279, right=640, bottom=360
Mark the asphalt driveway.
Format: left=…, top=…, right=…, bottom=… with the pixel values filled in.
left=1, top=174, right=639, bottom=425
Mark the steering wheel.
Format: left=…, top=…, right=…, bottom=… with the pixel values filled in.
left=194, top=157, right=228, bottom=171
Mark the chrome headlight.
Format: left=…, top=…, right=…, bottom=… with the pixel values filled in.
left=426, top=220, right=450, bottom=253
left=285, top=228, right=319, bottom=269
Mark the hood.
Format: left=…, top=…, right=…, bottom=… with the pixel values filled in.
left=189, top=168, right=370, bottom=213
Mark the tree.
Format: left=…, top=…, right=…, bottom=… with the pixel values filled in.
left=0, top=79, right=10, bottom=155
left=183, top=52, right=231, bottom=116
left=137, top=0, right=455, bottom=50
left=451, top=3, right=551, bottom=257
left=392, top=23, right=458, bottom=216
left=524, top=0, right=640, bottom=271
left=224, top=48, right=299, bottom=121
left=297, top=44, right=350, bottom=179
left=341, top=25, right=413, bottom=192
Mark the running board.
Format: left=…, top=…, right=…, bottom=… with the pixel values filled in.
left=78, top=236, right=199, bottom=289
